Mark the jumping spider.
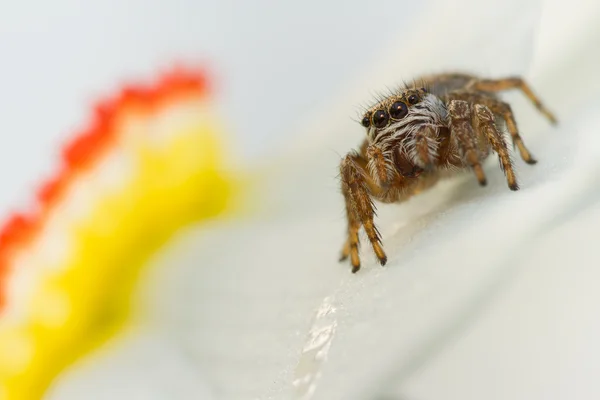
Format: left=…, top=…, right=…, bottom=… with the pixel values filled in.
left=339, top=73, right=557, bottom=273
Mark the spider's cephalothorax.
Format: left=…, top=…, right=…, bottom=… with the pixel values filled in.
left=339, top=73, right=557, bottom=272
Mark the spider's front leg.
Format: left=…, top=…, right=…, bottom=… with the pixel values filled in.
left=339, top=151, right=387, bottom=273
left=447, top=100, right=488, bottom=186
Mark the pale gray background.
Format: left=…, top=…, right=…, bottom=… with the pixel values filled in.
left=0, top=0, right=424, bottom=214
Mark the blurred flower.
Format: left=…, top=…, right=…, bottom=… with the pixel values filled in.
left=0, top=68, right=241, bottom=400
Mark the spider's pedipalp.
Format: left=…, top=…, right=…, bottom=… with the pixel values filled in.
left=409, top=125, right=439, bottom=169
left=366, top=145, right=396, bottom=188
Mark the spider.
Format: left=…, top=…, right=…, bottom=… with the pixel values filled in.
left=339, top=73, right=557, bottom=273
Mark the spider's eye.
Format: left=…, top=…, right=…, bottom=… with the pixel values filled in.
left=372, top=110, right=389, bottom=128
left=361, top=115, right=370, bottom=127
left=408, top=94, right=419, bottom=105
left=389, top=101, right=408, bottom=120
left=421, top=87, right=427, bottom=93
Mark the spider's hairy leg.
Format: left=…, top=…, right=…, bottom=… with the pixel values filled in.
left=339, top=203, right=361, bottom=269
left=447, top=100, right=487, bottom=186
left=474, top=104, right=519, bottom=191
left=486, top=100, right=538, bottom=165
left=471, top=77, right=557, bottom=125
left=339, top=150, right=366, bottom=266
left=339, top=152, right=387, bottom=273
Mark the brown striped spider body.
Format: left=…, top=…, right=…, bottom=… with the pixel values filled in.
left=339, top=73, right=557, bottom=272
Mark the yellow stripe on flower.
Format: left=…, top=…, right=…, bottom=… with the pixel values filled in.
left=0, top=69, right=239, bottom=399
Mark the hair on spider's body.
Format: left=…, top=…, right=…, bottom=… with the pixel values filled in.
left=339, top=72, right=557, bottom=273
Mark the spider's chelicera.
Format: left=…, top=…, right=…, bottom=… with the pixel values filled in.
left=339, top=73, right=557, bottom=273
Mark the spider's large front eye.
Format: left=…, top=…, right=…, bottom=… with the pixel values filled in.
left=389, top=101, right=408, bottom=120
left=372, top=110, right=389, bottom=128
left=361, top=115, right=370, bottom=127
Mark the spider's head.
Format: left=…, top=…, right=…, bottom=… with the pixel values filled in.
left=360, top=86, right=448, bottom=168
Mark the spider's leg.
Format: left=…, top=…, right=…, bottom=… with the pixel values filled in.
left=474, top=104, right=519, bottom=191
left=339, top=236, right=351, bottom=262
left=339, top=204, right=361, bottom=269
left=452, top=92, right=538, bottom=165
left=339, top=149, right=367, bottom=265
left=484, top=98, right=538, bottom=164
left=471, top=77, right=557, bottom=125
left=447, top=100, right=487, bottom=186
left=340, top=152, right=387, bottom=273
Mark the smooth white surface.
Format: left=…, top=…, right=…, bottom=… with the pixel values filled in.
left=36, top=0, right=600, bottom=399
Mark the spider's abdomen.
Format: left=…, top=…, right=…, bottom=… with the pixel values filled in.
left=419, top=73, right=476, bottom=97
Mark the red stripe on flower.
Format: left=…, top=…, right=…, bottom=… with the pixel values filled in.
left=0, top=67, right=211, bottom=309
